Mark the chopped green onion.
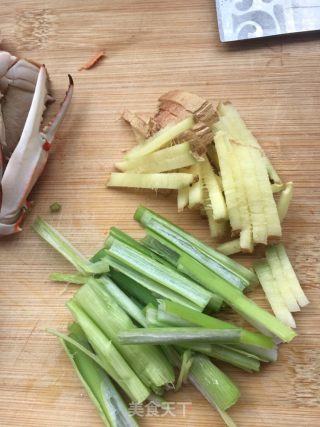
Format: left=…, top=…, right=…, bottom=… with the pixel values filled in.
left=232, top=343, right=278, bottom=363
left=104, top=237, right=212, bottom=310
left=99, top=276, right=147, bottom=327
left=134, top=206, right=256, bottom=289
left=52, top=324, right=139, bottom=427
left=145, top=305, right=166, bottom=327
left=141, top=232, right=180, bottom=266
left=159, top=300, right=273, bottom=349
left=118, top=327, right=242, bottom=345
left=66, top=300, right=150, bottom=403
left=214, top=405, right=238, bottom=427
left=108, top=227, right=174, bottom=269
left=177, top=342, right=214, bottom=354
left=206, top=345, right=260, bottom=373
left=49, top=272, right=90, bottom=285
left=157, top=308, right=194, bottom=327
left=161, top=346, right=240, bottom=422
left=72, top=279, right=175, bottom=388
left=33, top=217, right=109, bottom=274
left=109, top=270, right=158, bottom=307
left=107, top=255, right=200, bottom=310
left=49, top=202, right=62, bottom=213
left=177, top=342, right=260, bottom=372
left=175, top=350, right=193, bottom=391
left=188, top=354, right=240, bottom=411
left=177, top=254, right=297, bottom=343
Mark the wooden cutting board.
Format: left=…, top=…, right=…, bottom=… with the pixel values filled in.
left=1, top=1, right=319, bottom=426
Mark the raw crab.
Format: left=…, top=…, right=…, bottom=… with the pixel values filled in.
left=0, top=51, right=73, bottom=237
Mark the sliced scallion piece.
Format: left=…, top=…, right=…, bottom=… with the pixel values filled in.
left=175, top=350, right=193, bottom=391
left=159, top=300, right=273, bottom=349
left=177, top=253, right=297, bottom=343
left=72, top=279, right=175, bottom=388
left=49, top=272, right=90, bottom=285
left=52, top=324, right=139, bottom=427
left=206, top=345, right=260, bottom=373
left=118, top=327, right=242, bottom=345
left=99, top=276, right=147, bottom=327
left=66, top=300, right=150, bottom=403
left=188, top=354, right=240, bottom=411
left=104, top=237, right=212, bottom=310
left=109, top=269, right=158, bottom=307
left=107, top=255, right=200, bottom=310
left=109, top=227, right=172, bottom=268
left=134, top=206, right=256, bottom=289
left=33, top=217, right=109, bottom=274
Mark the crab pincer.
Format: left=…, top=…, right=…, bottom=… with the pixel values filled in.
left=0, top=53, right=73, bottom=237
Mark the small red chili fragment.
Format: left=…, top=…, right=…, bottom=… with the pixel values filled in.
left=42, top=141, right=51, bottom=151
left=79, top=51, right=105, bottom=71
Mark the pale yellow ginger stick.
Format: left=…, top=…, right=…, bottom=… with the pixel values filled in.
left=217, top=111, right=280, bottom=241
left=216, top=239, right=241, bottom=256
left=275, top=243, right=309, bottom=308
left=200, top=157, right=228, bottom=222
left=203, top=198, right=228, bottom=239
left=177, top=186, right=189, bottom=212
left=188, top=163, right=204, bottom=208
left=231, top=140, right=267, bottom=246
left=215, top=102, right=282, bottom=184
left=206, top=143, right=220, bottom=170
left=107, top=173, right=194, bottom=190
left=227, top=140, right=253, bottom=252
left=214, top=131, right=241, bottom=233
left=116, top=141, right=196, bottom=173
left=254, top=260, right=296, bottom=328
left=216, top=104, right=282, bottom=236
left=271, top=183, right=285, bottom=193
left=250, top=145, right=282, bottom=238
left=125, top=116, right=194, bottom=159
left=265, top=246, right=300, bottom=312
left=277, top=182, right=293, bottom=222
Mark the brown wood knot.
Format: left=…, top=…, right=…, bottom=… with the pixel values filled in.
left=14, top=9, right=57, bottom=50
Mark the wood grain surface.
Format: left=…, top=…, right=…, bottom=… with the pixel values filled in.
left=1, top=1, right=319, bottom=426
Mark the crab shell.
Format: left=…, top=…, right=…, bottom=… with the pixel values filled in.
left=0, top=52, right=73, bottom=237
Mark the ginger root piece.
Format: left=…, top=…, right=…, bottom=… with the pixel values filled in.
left=153, top=109, right=180, bottom=129
left=183, top=123, right=213, bottom=161
left=159, top=90, right=216, bottom=126
left=158, top=100, right=191, bottom=121
left=122, top=109, right=159, bottom=139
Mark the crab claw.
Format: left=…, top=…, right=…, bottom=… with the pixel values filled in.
left=0, top=67, right=73, bottom=237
